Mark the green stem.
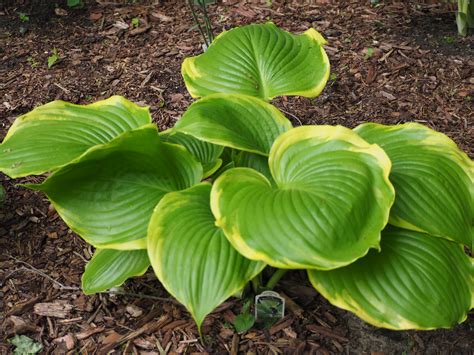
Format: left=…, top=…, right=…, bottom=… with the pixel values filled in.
left=251, top=276, right=261, bottom=294
left=265, top=269, right=287, bottom=290
left=187, top=0, right=209, bottom=47
left=199, top=0, right=214, bottom=42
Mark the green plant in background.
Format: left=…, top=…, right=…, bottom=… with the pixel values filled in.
left=188, top=0, right=215, bottom=48
left=9, top=335, right=42, bottom=355
left=27, top=56, right=39, bottom=68
left=47, top=49, right=60, bottom=69
left=0, top=23, right=472, bottom=335
left=67, top=0, right=83, bottom=8
left=456, top=0, right=474, bottom=35
left=17, top=12, right=29, bottom=22
left=131, top=17, right=140, bottom=28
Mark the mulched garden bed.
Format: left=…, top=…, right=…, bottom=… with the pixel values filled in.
left=0, top=0, right=472, bottom=353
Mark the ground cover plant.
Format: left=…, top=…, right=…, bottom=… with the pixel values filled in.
left=1, top=20, right=472, bottom=344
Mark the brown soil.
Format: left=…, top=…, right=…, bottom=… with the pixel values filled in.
left=1, top=0, right=473, bottom=353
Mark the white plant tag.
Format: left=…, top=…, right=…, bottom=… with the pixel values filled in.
left=255, top=290, right=285, bottom=325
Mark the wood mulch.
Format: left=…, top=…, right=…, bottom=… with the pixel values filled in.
left=1, top=0, right=473, bottom=353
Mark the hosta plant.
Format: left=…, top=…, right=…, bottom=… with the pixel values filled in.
left=1, top=23, right=472, bottom=334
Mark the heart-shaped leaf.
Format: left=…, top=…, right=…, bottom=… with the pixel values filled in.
left=174, top=93, right=292, bottom=156
left=147, top=183, right=265, bottom=330
left=27, top=126, right=202, bottom=249
left=0, top=96, right=151, bottom=178
left=211, top=126, right=395, bottom=270
left=82, top=249, right=150, bottom=295
left=160, top=129, right=223, bottom=177
left=308, top=226, right=473, bottom=330
left=182, top=23, right=330, bottom=100
left=355, top=122, right=473, bottom=247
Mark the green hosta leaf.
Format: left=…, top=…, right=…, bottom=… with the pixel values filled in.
left=182, top=22, right=330, bottom=100
left=27, top=126, right=202, bottom=249
left=212, top=126, right=395, bottom=270
left=175, top=93, right=292, bottom=155
left=160, top=129, right=223, bottom=177
left=308, top=227, right=473, bottom=330
left=354, top=122, right=473, bottom=248
left=233, top=151, right=273, bottom=183
left=0, top=96, right=151, bottom=178
left=82, top=249, right=150, bottom=295
left=147, top=183, right=265, bottom=330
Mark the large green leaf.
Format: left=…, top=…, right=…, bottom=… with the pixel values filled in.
left=82, top=249, right=150, bottom=295
left=148, top=183, right=265, bottom=330
left=355, top=122, right=473, bottom=248
left=27, top=126, right=202, bottom=249
left=308, top=227, right=473, bottom=330
left=233, top=151, right=273, bottom=183
left=0, top=96, right=151, bottom=178
left=182, top=23, right=330, bottom=100
left=160, top=129, right=223, bottom=177
left=174, top=93, right=292, bottom=156
left=211, top=126, right=395, bottom=270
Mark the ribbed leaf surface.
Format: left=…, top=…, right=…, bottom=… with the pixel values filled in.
left=82, top=249, right=150, bottom=295
left=0, top=96, right=151, bottom=178
left=212, top=126, right=395, bottom=269
left=182, top=23, right=330, bottom=100
left=308, top=227, right=473, bottom=330
left=174, top=94, right=292, bottom=156
left=233, top=151, right=273, bottom=183
left=148, top=183, right=264, bottom=329
left=160, top=130, right=223, bottom=177
left=355, top=122, right=473, bottom=247
left=27, top=126, right=202, bottom=249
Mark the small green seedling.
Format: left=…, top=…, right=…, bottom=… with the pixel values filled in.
left=443, top=36, right=456, bottom=44
left=27, top=56, right=39, bottom=68
left=18, top=12, right=29, bottom=22
left=233, top=299, right=255, bottom=333
left=67, top=0, right=83, bottom=8
left=364, top=47, right=375, bottom=59
left=131, top=17, right=140, bottom=28
left=329, top=72, right=338, bottom=81
left=47, top=49, right=60, bottom=69
left=9, top=335, right=43, bottom=355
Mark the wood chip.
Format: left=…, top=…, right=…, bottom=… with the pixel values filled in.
left=306, top=325, right=348, bottom=342
left=99, top=315, right=170, bottom=353
left=76, top=326, right=105, bottom=340
left=126, top=304, right=144, bottom=318
left=380, top=90, right=396, bottom=101
left=53, top=334, right=75, bottom=350
left=34, top=302, right=73, bottom=318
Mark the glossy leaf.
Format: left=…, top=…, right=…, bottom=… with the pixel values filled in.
left=148, top=183, right=265, bottom=330
left=160, top=129, right=223, bottom=177
left=212, top=126, right=395, bottom=270
left=355, top=122, right=473, bottom=248
left=233, top=151, right=273, bottom=183
left=308, top=227, right=473, bottom=330
left=0, top=96, right=151, bottom=178
left=82, top=249, right=150, bottom=295
left=175, top=93, right=292, bottom=155
left=27, top=126, right=202, bottom=249
left=182, top=22, right=330, bottom=100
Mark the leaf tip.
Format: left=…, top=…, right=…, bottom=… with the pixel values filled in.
left=304, top=28, right=327, bottom=45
